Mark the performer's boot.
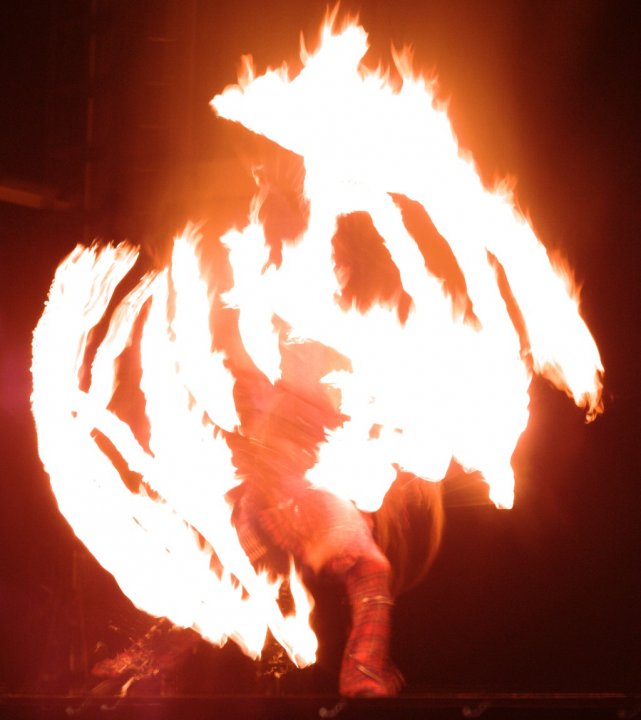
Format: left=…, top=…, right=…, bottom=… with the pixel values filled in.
left=338, top=555, right=403, bottom=698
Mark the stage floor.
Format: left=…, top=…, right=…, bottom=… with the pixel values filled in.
left=2, top=693, right=640, bottom=720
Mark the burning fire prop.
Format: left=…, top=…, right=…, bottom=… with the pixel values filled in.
left=31, top=15, right=603, bottom=691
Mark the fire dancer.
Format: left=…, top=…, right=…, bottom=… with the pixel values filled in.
left=33, top=13, right=603, bottom=703
left=90, top=360, right=443, bottom=698
left=228, top=344, right=443, bottom=697
left=234, top=473, right=443, bottom=697
left=83, top=258, right=443, bottom=698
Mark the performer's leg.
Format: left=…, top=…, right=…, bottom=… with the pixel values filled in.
left=328, top=551, right=401, bottom=697
left=256, top=487, right=401, bottom=697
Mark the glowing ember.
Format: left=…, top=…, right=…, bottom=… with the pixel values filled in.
left=31, top=16, right=603, bottom=667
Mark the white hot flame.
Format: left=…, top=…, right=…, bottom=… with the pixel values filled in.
left=212, top=17, right=603, bottom=510
left=32, top=231, right=317, bottom=666
left=32, top=17, right=602, bottom=665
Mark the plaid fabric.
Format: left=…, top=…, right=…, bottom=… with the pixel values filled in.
left=339, top=557, right=403, bottom=697
left=231, top=465, right=401, bottom=696
left=257, top=495, right=308, bottom=560
left=255, top=485, right=376, bottom=570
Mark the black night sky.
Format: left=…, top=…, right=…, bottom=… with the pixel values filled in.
left=1, top=0, right=640, bottom=699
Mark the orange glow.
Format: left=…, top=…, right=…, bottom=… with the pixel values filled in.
left=211, top=17, right=603, bottom=510
left=32, top=17, right=602, bottom=665
left=32, top=231, right=316, bottom=667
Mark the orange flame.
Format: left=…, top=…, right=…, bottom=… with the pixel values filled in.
left=211, top=18, right=603, bottom=510
left=32, top=233, right=316, bottom=666
left=32, top=17, right=602, bottom=664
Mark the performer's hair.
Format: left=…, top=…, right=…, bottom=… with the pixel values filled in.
left=373, top=473, right=444, bottom=597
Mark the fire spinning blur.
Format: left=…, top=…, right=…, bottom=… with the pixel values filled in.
left=31, top=13, right=603, bottom=697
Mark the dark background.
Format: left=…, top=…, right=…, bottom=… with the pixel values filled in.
left=1, top=0, right=639, bottom=696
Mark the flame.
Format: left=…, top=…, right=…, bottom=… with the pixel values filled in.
left=211, top=17, right=603, bottom=510
left=32, top=17, right=602, bottom=666
left=32, top=232, right=317, bottom=666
